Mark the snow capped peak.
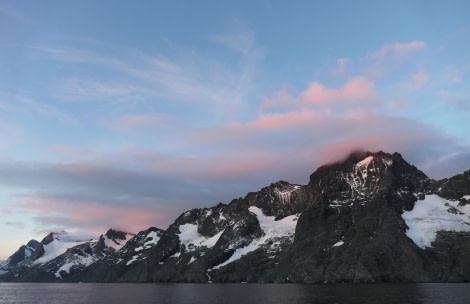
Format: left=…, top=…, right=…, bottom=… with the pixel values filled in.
left=40, top=231, right=93, bottom=246
left=34, top=235, right=89, bottom=265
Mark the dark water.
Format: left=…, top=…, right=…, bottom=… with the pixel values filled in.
left=0, top=283, right=469, bottom=304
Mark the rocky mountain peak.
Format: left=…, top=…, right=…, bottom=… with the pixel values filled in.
left=105, top=229, right=128, bottom=241
left=245, top=180, right=308, bottom=220
left=307, top=151, right=429, bottom=211
left=26, top=240, right=40, bottom=249
left=41, top=233, right=56, bottom=245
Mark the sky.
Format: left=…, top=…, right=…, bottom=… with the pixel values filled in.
left=0, top=0, right=469, bottom=259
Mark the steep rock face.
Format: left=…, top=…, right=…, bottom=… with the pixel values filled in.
left=289, top=151, right=469, bottom=283
left=245, top=181, right=309, bottom=219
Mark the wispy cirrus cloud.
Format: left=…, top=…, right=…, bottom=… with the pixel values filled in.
left=57, top=78, right=152, bottom=103
left=365, top=41, right=426, bottom=78
left=0, top=92, right=78, bottom=125
left=33, top=34, right=263, bottom=120
left=445, top=64, right=465, bottom=84
left=210, top=31, right=255, bottom=55
left=0, top=4, right=36, bottom=24
left=102, top=112, right=175, bottom=130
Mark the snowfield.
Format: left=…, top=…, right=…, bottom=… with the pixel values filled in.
left=212, top=206, right=299, bottom=269
left=177, top=224, right=224, bottom=252
left=33, top=235, right=88, bottom=265
left=402, top=194, right=470, bottom=248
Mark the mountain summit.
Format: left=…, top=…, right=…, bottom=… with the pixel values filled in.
left=1, top=151, right=470, bottom=283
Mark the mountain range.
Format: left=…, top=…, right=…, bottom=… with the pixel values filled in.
left=1, top=151, right=469, bottom=283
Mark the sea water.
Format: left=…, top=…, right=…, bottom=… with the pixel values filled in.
left=0, top=283, right=469, bottom=304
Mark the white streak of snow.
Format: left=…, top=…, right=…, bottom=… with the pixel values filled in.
left=126, top=255, right=140, bottom=266
left=333, top=241, right=344, bottom=247
left=356, top=156, right=373, bottom=170
left=188, top=256, right=197, bottom=264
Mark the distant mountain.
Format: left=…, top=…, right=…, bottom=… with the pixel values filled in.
left=0, top=239, right=40, bottom=274
left=0, top=229, right=136, bottom=281
left=1, top=151, right=469, bottom=283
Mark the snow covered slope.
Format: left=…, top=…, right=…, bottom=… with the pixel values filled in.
left=403, top=194, right=470, bottom=248
left=33, top=232, right=90, bottom=265
left=212, top=206, right=298, bottom=269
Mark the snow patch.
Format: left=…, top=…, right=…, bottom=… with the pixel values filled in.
left=356, top=156, right=373, bottom=170
left=54, top=255, right=96, bottom=278
left=188, top=256, right=197, bottom=264
left=104, top=233, right=133, bottom=251
left=355, top=155, right=373, bottom=180
left=126, top=254, right=141, bottom=266
left=402, top=194, right=470, bottom=248
left=463, top=195, right=470, bottom=200
left=170, top=251, right=181, bottom=258
left=24, top=246, right=34, bottom=259
left=333, top=241, right=344, bottom=247
left=212, top=207, right=299, bottom=269
left=143, top=231, right=160, bottom=247
left=178, top=224, right=223, bottom=252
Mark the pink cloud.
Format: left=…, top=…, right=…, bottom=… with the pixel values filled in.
left=261, top=76, right=379, bottom=109
left=149, top=154, right=280, bottom=181
left=15, top=194, right=171, bottom=234
left=303, top=76, right=378, bottom=104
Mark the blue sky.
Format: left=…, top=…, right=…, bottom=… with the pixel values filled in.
left=0, top=0, right=469, bottom=259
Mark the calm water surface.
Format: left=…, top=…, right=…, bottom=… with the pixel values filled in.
left=0, top=283, right=469, bottom=304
